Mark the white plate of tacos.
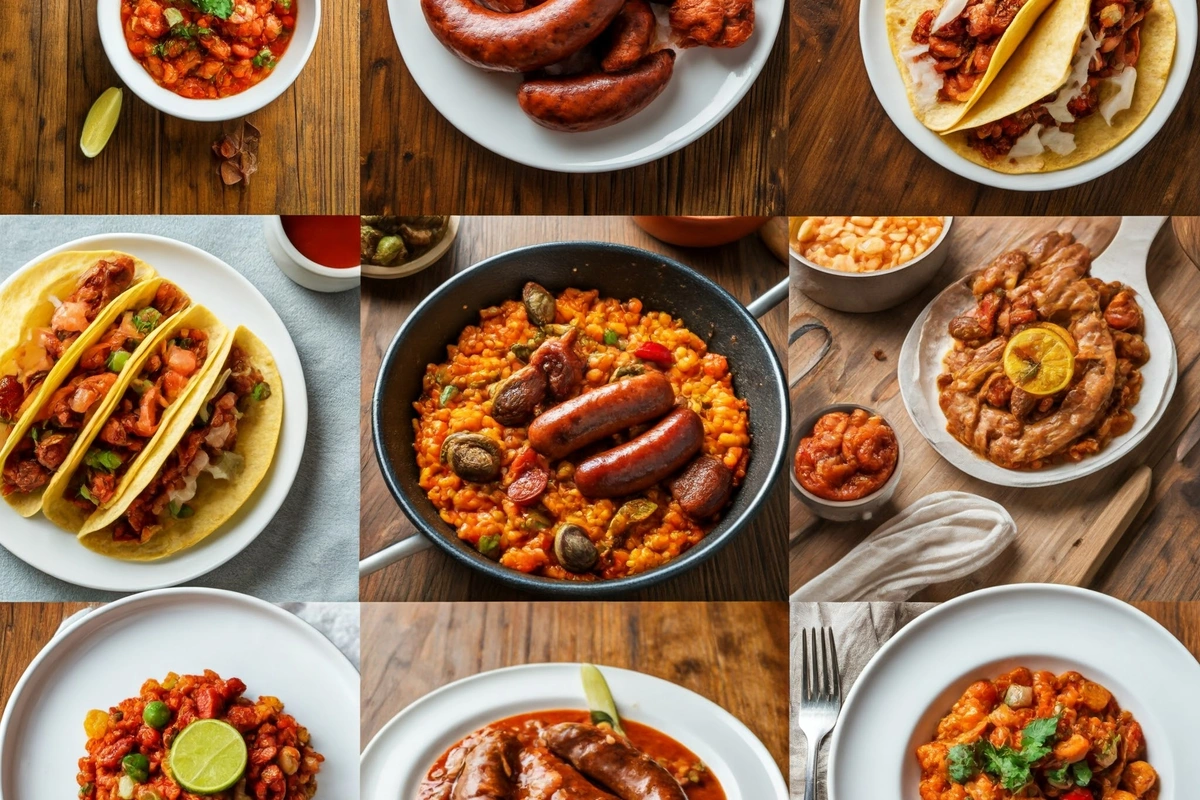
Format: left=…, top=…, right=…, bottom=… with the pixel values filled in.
left=0, top=234, right=304, bottom=592
left=864, top=0, right=1196, bottom=190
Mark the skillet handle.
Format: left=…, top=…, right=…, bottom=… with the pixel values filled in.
left=359, top=534, right=435, bottom=578
left=746, top=278, right=789, bottom=319
left=790, top=318, right=831, bottom=388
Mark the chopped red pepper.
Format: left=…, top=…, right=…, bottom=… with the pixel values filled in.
left=633, top=342, right=674, bottom=366
left=1062, top=790, right=1093, bottom=800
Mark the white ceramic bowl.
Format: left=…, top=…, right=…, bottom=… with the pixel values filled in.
left=97, top=0, right=321, bottom=122
left=361, top=216, right=460, bottom=281
left=790, top=217, right=953, bottom=313
left=263, top=214, right=360, bottom=292
left=790, top=403, right=903, bottom=522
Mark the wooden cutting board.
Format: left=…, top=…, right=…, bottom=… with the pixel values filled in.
left=789, top=217, right=1200, bottom=601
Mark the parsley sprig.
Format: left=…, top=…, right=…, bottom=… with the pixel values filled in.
left=947, top=715, right=1067, bottom=791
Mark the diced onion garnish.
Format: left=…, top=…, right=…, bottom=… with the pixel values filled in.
left=1101, top=66, right=1137, bottom=125
left=901, top=44, right=943, bottom=109
left=1004, top=683, right=1034, bottom=708
left=47, top=294, right=62, bottom=309
left=167, top=450, right=209, bottom=506
left=163, top=6, right=184, bottom=27
left=203, top=451, right=244, bottom=481
left=1040, top=126, right=1077, bottom=155
left=118, top=775, right=135, bottom=800
left=205, top=423, right=232, bottom=450
left=1044, top=28, right=1101, bottom=124
left=1009, top=124, right=1046, bottom=157
left=932, top=0, right=969, bottom=32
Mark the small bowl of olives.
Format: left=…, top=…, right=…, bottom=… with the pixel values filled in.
left=361, top=215, right=460, bottom=280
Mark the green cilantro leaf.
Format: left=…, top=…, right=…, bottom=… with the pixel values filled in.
left=168, top=501, right=194, bottom=519
left=1018, top=715, right=1061, bottom=763
left=1046, top=765, right=1070, bottom=786
left=85, top=449, right=123, bottom=473
left=193, top=0, right=234, bottom=19
left=948, top=743, right=980, bottom=784
left=1072, top=760, right=1093, bottom=786
left=79, top=484, right=96, bottom=504
left=981, top=743, right=1031, bottom=792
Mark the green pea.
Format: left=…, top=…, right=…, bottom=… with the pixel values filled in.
left=143, top=700, right=171, bottom=729
left=122, top=753, right=149, bottom=783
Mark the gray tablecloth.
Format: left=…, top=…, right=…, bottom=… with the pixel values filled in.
left=0, top=216, right=358, bottom=602
left=790, top=603, right=935, bottom=800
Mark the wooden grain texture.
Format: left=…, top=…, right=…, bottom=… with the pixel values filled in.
left=360, top=600, right=790, bottom=780
left=787, top=217, right=1200, bottom=601
left=359, top=216, right=788, bottom=601
left=788, top=601, right=1200, bottom=800
left=0, top=603, right=87, bottom=710
left=789, top=0, right=1200, bottom=213
left=0, top=0, right=357, bottom=214
left=360, top=8, right=786, bottom=215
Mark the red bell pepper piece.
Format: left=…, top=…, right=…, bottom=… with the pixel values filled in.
left=633, top=341, right=673, bottom=366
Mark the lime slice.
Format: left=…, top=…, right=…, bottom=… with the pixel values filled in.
left=581, top=664, right=625, bottom=736
left=80, top=88, right=123, bottom=159
left=168, top=719, right=248, bottom=795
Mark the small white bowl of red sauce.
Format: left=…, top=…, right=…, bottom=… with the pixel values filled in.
left=791, top=403, right=903, bottom=522
left=98, top=0, right=320, bottom=122
left=263, top=214, right=359, bottom=293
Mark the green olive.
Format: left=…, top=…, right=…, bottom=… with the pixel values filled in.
left=142, top=701, right=171, bottom=729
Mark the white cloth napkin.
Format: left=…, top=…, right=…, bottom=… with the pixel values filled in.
left=791, top=491, right=1016, bottom=602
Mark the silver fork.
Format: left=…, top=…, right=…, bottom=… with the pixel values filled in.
left=798, top=626, right=842, bottom=800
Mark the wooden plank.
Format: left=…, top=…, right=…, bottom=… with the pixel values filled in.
left=362, top=16, right=786, bottom=215
left=360, top=216, right=788, bottom=601
left=360, top=600, right=791, bottom=775
left=788, top=217, right=1200, bottom=600
left=789, top=0, right=1200, bottom=213
left=0, top=603, right=87, bottom=709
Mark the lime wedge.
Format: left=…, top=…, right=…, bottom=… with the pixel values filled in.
left=581, top=664, right=625, bottom=736
left=80, top=88, right=123, bottom=158
left=168, top=719, right=248, bottom=795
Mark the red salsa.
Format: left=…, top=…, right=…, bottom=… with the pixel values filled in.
left=121, top=1, right=297, bottom=99
left=795, top=408, right=898, bottom=501
left=280, top=216, right=360, bottom=268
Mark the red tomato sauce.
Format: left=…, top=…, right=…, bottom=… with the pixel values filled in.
left=280, top=215, right=360, bottom=268
left=121, top=1, right=297, bottom=99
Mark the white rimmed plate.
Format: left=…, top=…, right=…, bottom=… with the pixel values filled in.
left=859, top=0, right=1197, bottom=191
left=96, top=0, right=321, bottom=122
left=361, top=663, right=787, bottom=800
left=0, top=588, right=359, bottom=800
left=828, top=584, right=1200, bottom=800
left=390, top=2, right=783, bottom=173
left=0, top=233, right=306, bottom=591
left=898, top=216, right=1177, bottom=487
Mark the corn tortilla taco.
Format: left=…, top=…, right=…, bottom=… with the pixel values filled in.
left=78, top=326, right=282, bottom=560
left=42, top=306, right=229, bottom=533
left=944, top=0, right=1175, bottom=172
left=888, top=0, right=1059, bottom=131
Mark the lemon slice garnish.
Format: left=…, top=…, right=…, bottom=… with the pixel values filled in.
left=1003, top=325, right=1076, bottom=397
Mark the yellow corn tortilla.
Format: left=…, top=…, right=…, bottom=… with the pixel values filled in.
left=0, top=251, right=155, bottom=457
left=41, top=306, right=229, bottom=533
left=78, top=326, right=282, bottom=561
left=888, top=0, right=1059, bottom=131
left=943, top=0, right=1177, bottom=172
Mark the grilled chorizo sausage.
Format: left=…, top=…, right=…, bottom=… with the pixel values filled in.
left=574, top=407, right=703, bottom=498
left=600, top=0, right=657, bottom=72
left=517, top=49, right=676, bottom=132
left=667, top=454, right=733, bottom=518
left=544, top=723, right=688, bottom=800
left=517, top=745, right=621, bottom=799
left=452, top=731, right=521, bottom=800
left=421, top=0, right=625, bottom=72
left=528, top=371, right=676, bottom=460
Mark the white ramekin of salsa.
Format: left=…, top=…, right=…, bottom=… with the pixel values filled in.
left=264, top=215, right=360, bottom=292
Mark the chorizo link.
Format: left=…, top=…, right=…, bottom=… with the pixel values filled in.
left=600, top=0, right=657, bottom=72
left=517, top=745, right=621, bottom=799
left=517, top=49, right=676, bottom=132
left=667, top=454, right=733, bottom=518
left=573, top=407, right=703, bottom=498
left=543, top=723, right=688, bottom=800
left=421, top=0, right=625, bottom=72
left=452, top=731, right=521, bottom=800
left=527, top=371, right=676, bottom=460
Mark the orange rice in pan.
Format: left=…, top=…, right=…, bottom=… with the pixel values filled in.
left=412, top=287, right=750, bottom=580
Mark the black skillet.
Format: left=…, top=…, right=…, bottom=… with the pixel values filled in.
left=371, top=241, right=788, bottom=596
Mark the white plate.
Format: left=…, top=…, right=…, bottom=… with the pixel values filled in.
left=898, top=217, right=1178, bottom=487
left=391, top=1, right=783, bottom=173
left=361, top=663, right=787, bottom=800
left=859, top=0, right=1198, bottom=191
left=97, top=0, right=322, bottom=122
left=828, top=584, right=1200, bottom=800
left=0, top=588, right=359, bottom=800
left=0, top=233, right=306, bottom=591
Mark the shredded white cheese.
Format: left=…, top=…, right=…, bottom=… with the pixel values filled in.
left=1040, top=126, right=1077, bottom=155
left=1101, top=66, right=1137, bottom=124
left=902, top=43, right=944, bottom=109
left=932, top=0, right=969, bottom=32
left=1044, top=28, right=1101, bottom=124
left=1009, top=124, right=1046, bottom=157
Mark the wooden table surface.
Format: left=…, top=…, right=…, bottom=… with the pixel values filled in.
left=361, top=600, right=790, bottom=779
left=360, top=5, right=785, bottom=215
left=788, top=217, right=1200, bottom=601
left=360, top=216, right=788, bottom=601
left=1, top=1, right=358, bottom=214
left=789, top=0, right=1200, bottom=213
left=789, top=600, right=1200, bottom=800
left=0, top=603, right=88, bottom=711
